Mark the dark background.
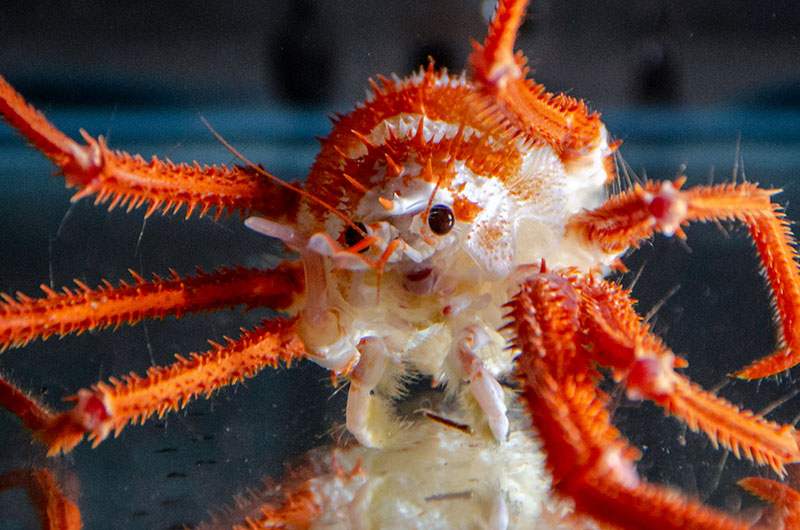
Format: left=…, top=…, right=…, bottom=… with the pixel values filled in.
left=1, top=0, right=798, bottom=108
left=0, top=1, right=799, bottom=528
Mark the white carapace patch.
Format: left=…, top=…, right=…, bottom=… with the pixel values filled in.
left=253, top=107, right=620, bottom=448
left=341, top=112, right=616, bottom=276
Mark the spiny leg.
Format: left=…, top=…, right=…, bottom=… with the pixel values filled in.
left=507, top=271, right=761, bottom=530
left=0, top=317, right=306, bottom=454
left=578, top=276, right=800, bottom=474
left=0, top=74, right=299, bottom=220
left=0, top=262, right=305, bottom=451
left=469, top=0, right=609, bottom=161
left=0, top=262, right=304, bottom=351
left=568, top=180, right=800, bottom=379
left=470, top=0, right=526, bottom=88
left=0, top=468, right=81, bottom=530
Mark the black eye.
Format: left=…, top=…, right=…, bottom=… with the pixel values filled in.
left=428, top=205, right=454, bottom=235
left=344, top=222, right=369, bottom=252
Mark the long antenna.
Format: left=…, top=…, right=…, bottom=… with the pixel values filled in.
left=200, top=116, right=366, bottom=235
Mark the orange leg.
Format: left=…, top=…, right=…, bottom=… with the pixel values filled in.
left=0, top=260, right=306, bottom=453
left=469, top=0, right=611, bottom=166
left=507, top=272, right=746, bottom=529
left=578, top=277, right=800, bottom=473
left=0, top=75, right=314, bottom=454
left=0, top=317, right=306, bottom=454
left=0, top=262, right=303, bottom=351
left=568, top=180, right=800, bottom=378
left=0, top=468, right=81, bottom=530
left=0, top=74, right=299, bottom=220
left=507, top=270, right=800, bottom=529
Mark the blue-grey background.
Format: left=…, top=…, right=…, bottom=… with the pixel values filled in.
left=0, top=0, right=799, bottom=528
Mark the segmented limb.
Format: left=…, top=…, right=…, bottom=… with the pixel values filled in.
left=0, top=74, right=300, bottom=219
left=468, top=0, right=608, bottom=159
left=469, top=0, right=526, bottom=87
left=507, top=273, right=742, bottom=529
left=0, top=317, right=306, bottom=454
left=450, top=325, right=509, bottom=441
left=0, top=468, right=82, bottom=530
left=578, top=276, right=800, bottom=474
left=738, top=477, right=800, bottom=529
left=506, top=270, right=798, bottom=530
left=0, top=262, right=304, bottom=351
left=568, top=180, right=800, bottom=378
left=345, top=337, right=390, bottom=447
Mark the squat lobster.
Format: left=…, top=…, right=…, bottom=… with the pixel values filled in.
left=1, top=0, right=800, bottom=528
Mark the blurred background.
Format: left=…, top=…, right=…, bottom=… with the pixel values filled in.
left=0, top=0, right=799, bottom=528
left=1, top=0, right=798, bottom=107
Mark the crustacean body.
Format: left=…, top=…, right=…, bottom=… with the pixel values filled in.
left=2, top=0, right=800, bottom=528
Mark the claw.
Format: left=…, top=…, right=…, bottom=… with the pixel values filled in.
left=452, top=326, right=509, bottom=441
left=345, top=337, right=392, bottom=447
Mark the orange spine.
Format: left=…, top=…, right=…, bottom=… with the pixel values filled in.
left=37, top=318, right=305, bottom=454
left=507, top=275, right=745, bottom=530
left=660, top=379, right=799, bottom=472
left=567, top=180, right=687, bottom=252
left=572, top=181, right=800, bottom=379
left=470, top=0, right=526, bottom=87
left=580, top=278, right=800, bottom=475
left=736, top=205, right=800, bottom=377
left=0, top=263, right=304, bottom=350
left=0, top=74, right=300, bottom=220
left=0, top=76, right=81, bottom=172
left=467, top=0, right=603, bottom=157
